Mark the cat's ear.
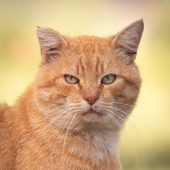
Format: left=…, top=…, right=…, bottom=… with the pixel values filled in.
left=37, top=27, right=67, bottom=63
left=113, top=19, right=144, bottom=63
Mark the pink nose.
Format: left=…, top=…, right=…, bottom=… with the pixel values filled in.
left=83, top=96, right=99, bottom=105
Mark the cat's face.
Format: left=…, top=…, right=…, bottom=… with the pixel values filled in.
left=34, top=20, right=143, bottom=131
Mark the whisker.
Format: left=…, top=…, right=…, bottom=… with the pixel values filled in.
left=105, top=106, right=140, bottom=141
left=107, top=112, right=139, bottom=169
left=32, top=110, right=75, bottom=164
left=107, top=113, right=122, bottom=130
left=46, top=112, right=75, bottom=161
left=33, top=110, right=68, bottom=138
left=104, top=103, right=159, bottom=168
left=111, top=106, right=129, bottom=115
left=18, top=107, right=67, bottom=140
left=101, top=101, right=133, bottom=107
left=112, top=101, right=134, bottom=106
left=29, top=108, right=73, bottom=150
left=29, top=105, right=76, bottom=130
left=111, top=106, right=147, bottom=129
left=26, top=106, right=67, bottom=128
left=108, top=109, right=140, bottom=139
left=61, top=112, right=77, bottom=165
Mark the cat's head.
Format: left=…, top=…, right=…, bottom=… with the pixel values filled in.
left=34, top=20, right=144, bottom=131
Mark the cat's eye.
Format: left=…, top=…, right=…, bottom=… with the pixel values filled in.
left=64, top=75, right=79, bottom=84
left=101, top=74, right=116, bottom=85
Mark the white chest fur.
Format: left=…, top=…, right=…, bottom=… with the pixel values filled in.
left=68, top=128, right=120, bottom=165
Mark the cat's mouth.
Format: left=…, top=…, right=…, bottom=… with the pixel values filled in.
left=81, top=109, right=103, bottom=122
left=83, top=109, right=102, bottom=116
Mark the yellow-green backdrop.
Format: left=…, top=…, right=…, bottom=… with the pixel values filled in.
left=0, top=0, right=170, bottom=169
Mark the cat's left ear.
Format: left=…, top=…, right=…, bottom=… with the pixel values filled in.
left=37, top=27, right=67, bottom=63
left=112, top=19, right=144, bottom=63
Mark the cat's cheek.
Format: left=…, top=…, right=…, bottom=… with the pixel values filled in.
left=34, top=87, right=67, bottom=113
left=122, top=84, right=140, bottom=100
left=114, top=83, right=140, bottom=106
left=35, top=88, right=59, bottom=102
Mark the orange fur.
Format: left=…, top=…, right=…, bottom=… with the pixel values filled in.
left=0, top=20, right=144, bottom=170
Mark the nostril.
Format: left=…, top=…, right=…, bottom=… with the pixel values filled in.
left=84, top=96, right=99, bottom=105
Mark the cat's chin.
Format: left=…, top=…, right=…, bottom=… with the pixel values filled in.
left=82, top=109, right=103, bottom=122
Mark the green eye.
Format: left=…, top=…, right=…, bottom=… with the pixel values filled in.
left=64, top=75, right=79, bottom=84
left=101, top=74, right=116, bottom=84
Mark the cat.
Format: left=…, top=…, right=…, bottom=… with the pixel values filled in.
left=0, top=19, right=144, bottom=170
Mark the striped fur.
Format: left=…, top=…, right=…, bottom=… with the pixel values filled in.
left=0, top=20, right=143, bottom=170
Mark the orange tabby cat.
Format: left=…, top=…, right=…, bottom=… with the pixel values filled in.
left=0, top=20, right=144, bottom=170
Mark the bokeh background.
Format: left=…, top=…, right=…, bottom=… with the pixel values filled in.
left=0, top=0, right=170, bottom=169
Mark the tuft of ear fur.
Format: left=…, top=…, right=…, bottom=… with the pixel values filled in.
left=113, top=19, right=144, bottom=63
left=37, top=28, right=67, bottom=63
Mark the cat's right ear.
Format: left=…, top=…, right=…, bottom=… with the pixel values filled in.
left=112, top=19, right=144, bottom=64
left=37, top=27, right=67, bottom=63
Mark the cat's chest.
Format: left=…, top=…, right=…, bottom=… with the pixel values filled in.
left=15, top=127, right=120, bottom=169
left=67, top=129, right=119, bottom=164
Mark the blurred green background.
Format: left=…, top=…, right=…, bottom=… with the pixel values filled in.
left=0, top=0, right=170, bottom=169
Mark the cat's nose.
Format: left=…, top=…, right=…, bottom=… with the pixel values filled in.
left=84, top=96, right=99, bottom=105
